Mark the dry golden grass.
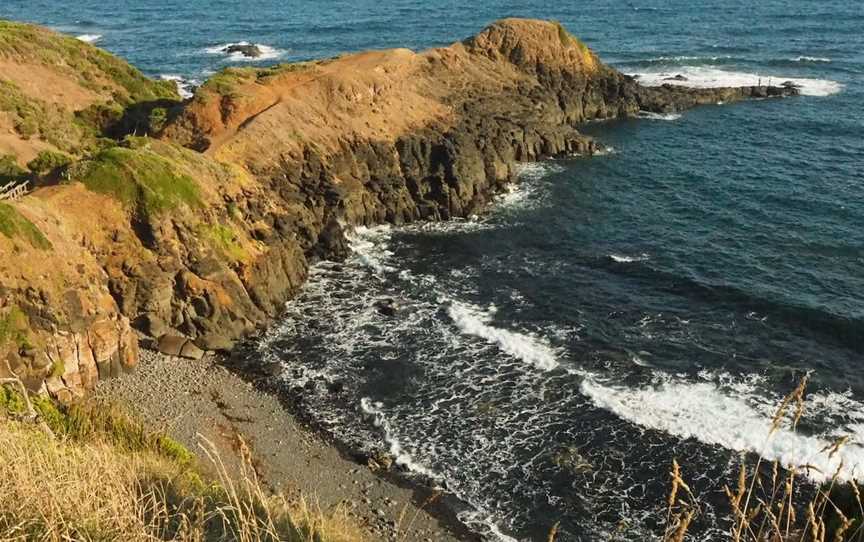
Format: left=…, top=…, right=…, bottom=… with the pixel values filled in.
left=661, top=377, right=863, bottom=542
left=0, top=390, right=365, bottom=542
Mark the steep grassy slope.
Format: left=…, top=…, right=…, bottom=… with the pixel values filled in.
left=0, top=20, right=178, bottom=164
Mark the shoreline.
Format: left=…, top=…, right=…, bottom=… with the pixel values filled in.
left=95, top=347, right=477, bottom=542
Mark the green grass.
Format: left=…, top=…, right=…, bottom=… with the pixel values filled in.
left=0, top=202, right=52, bottom=250
left=0, top=382, right=28, bottom=414
left=0, top=79, right=93, bottom=152
left=0, top=387, right=195, bottom=468
left=71, top=144, right=201, bottom=218
left=0, top=20, right=178, bottom=105
left=552, top=21, right=592, bottom=57
left=197, top=62, right=314, bottom=99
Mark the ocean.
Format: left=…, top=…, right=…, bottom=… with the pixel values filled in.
left=3, top=1, right=862, bottom=539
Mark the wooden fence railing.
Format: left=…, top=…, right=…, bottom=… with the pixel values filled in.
left=0, top=180, right=30, bottom=201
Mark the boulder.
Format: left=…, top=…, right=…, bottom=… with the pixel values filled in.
left=179, top=341, right=205, bottom=360
left=223, top=44, right=262, bottom=58
left=156, top=334, right=186, bottom=357
left=663, top=74, right=689, bottom=81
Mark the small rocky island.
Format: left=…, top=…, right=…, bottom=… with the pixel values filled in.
left=0, top=18, right=797, bottom=402
left=222, top=43, right=262, bottom=58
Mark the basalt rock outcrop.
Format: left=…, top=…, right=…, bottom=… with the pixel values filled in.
left=0, top=18, right=799, bottom=400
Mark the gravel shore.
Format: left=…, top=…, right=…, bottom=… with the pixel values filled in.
left=96, top=348, right=469, bottom=542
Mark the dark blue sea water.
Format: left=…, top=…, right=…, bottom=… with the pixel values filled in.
left=4, top=1, right=862, bottom=540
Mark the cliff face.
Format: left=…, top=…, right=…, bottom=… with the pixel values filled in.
left=0, top=19, right=797, bottom=400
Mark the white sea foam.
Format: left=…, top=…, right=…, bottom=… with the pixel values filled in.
left=75, top=34, right=102, bottom=44
left=631, top=66, right=843, bottom=97
left=594, top=145, right=617, bottom=156
left=581, top=377, right=864, bottom=482
left=791, top=56, right=831, bottom=63
left=447, top=301, right=559, bottom=372
left=205, top=41, right=285, bottom=62
left=159, top=75, right=197, bottom=99
left=360, top=398, right=442, bottom=481
left=457, top=510, right=520, bottom=542
left=637, top=111, right=682, bottom=121
left=644, top=55, right=733, bottom=63
left=346, top=225, right=395, bottom=275
left=609, top=253, right=649, bottom=263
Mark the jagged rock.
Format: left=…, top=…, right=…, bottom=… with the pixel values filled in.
left=0, top=18, right=800, bottom=400
left=664, top=74, right=689, bottom=81
left=223, top=44, right=261, bottom=58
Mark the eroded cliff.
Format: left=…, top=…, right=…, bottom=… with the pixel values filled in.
left=0, top=18, right=798, bottom=400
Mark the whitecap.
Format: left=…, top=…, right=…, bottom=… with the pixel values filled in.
left=630, top=66, right=843, bottom=97
left=204, top=41, right=285, bottom=62
left=447, top=301, right=559, bottom=372
left=581, top=376, right=864, bottom=482
left=644, top=55, right=733, bottom=63
left=609, top=253, right=649, bottom=263
left=75, top=34, right=102, bottom=44
left=790, top=56, right=831, bottom=63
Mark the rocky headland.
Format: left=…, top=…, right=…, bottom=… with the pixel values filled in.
left=0, top=18, right=798, bottom=405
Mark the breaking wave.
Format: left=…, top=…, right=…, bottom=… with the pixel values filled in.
left=631, top=66, right=843, bottom=97
left=790, top=56, right=832, bottom=63
left=609, top=253, right=650, bottom=263
left=581, top=374, right=864, bottom=483
left=75, top=33, right=102, bottom=44
left=447, top=301, right=560, bottom=372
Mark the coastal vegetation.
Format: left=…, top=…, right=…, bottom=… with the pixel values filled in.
left=659, top=378, right=864, bottom=542
left=0, top=202, right=51, bottom=249
left=0, top=385, right=364, bottom=541
left=0, top=20, right=177, bottom=105
left=70, top=142, right=201, bottom=218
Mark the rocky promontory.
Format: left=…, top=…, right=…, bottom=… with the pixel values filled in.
left=0, top=18, right=799, bottom=400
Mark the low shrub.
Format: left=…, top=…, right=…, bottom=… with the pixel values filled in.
left=70, top=143, right=201, bottom=218
left=27, top=149, right=72, bottom=175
